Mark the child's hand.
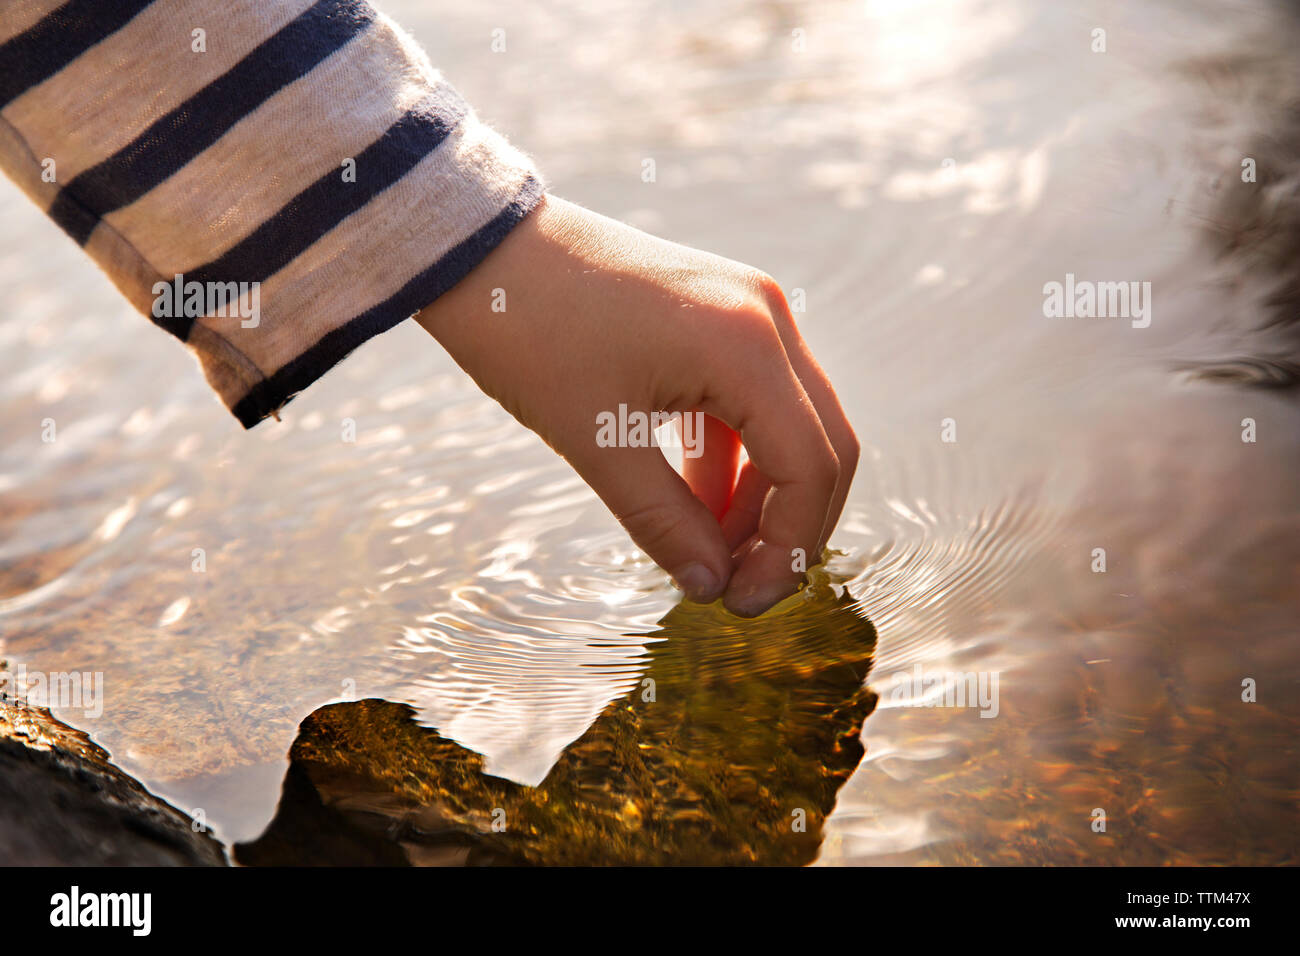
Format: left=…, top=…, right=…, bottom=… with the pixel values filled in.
left=415, top=195, right=858, bottom=617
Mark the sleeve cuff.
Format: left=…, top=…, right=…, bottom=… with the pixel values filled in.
left=0, top=0, right=546, bottom=427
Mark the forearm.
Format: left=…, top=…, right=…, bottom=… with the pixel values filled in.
left=0, top=0, right=543, bottom=425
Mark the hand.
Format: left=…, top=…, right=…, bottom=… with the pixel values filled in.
left=414, top=195, right=858, bottom=616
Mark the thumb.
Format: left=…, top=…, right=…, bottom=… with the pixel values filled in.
left=566, top=438, right=733, bottom=603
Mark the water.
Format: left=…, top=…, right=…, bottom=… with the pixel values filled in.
left=1, top=0, right=1297, bottom=863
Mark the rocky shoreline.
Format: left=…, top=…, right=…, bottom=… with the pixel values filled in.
left=0, top=693, right=227, bottom=866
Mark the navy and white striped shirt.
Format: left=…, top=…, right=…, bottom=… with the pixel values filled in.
left=0, top=0, right=544, bottom=426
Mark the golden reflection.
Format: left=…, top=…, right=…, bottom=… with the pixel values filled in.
left=237, top=575, right=876, bottom=865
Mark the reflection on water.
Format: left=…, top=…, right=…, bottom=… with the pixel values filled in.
left=0, top=0, right=1297, bottom=863
left=237, top=580, right=875, bottom=865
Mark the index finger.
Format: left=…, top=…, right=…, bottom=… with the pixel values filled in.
left=693, top=322, right=840, bottom=616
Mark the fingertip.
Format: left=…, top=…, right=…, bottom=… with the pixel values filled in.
left=672, top=561, right=728, bottom=604
left=722, top=540, right=803, bottom=617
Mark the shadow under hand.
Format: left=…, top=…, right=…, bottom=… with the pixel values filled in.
left=236, top=575, right=877, bottom=866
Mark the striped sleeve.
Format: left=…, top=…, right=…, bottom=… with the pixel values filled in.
left=0, top=0, right=544, bottom=427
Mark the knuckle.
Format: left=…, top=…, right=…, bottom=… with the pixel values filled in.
left=840, top=430, right=861, bottom=476
left=813, top=446, right=841, bottom=492
left=750, top=271, right=793, bottom=322
left=749, top=269, right=781, bottom=300
left=617, top=501, right=689, bottom=554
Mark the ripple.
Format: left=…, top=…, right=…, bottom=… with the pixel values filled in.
left=1, top=0, right=1297, bottom=864
left=1175, top=356, right=1300, bottom=390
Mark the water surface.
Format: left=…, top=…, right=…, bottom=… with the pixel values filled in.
left=0, top=0, right=1297, bottom=862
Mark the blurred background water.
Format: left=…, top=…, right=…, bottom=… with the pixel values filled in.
left=1, top=0, right=1297, bottom=862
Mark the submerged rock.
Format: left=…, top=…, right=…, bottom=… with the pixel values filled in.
left=0, top=684, right=227, bottom=866
left=239, top=581, right=878, bottom=866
